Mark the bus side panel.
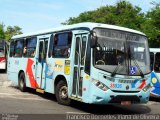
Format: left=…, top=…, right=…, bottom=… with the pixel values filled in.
left=8, top=57, right=35, bottom=88
left=25, top=58, right=39, bottom=89
left=44, top=59, right=71, bottom=94
left=8, top=58, right=20, bottom=86
left=43, top=58, right=54, bottom=93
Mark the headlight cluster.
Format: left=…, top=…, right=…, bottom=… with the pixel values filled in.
left=92, top=79, right=109, bottom=91
left=142, top=84, right=151, bottom=92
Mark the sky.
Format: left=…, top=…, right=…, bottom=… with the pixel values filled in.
left=0, top=0, right=159, bottom=33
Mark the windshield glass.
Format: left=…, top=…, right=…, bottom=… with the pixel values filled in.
left=93, top=28, right=150, bottom=76
left=0, top=48, right=5, bottom=57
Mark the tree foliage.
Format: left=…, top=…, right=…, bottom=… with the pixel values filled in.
left=0, top=23, right=22, bottom=41
left=5, top=26, right=22, bottom=41
left=141, top=3, right=160, bottom=47
left=0, top=23, right=5, bottom=39
left=62, top=1, right=145, bottom=30
left=62, top=0, right=160, bottom=47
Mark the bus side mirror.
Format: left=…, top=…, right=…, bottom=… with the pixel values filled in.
left=90, top=35, right=97, bottom=48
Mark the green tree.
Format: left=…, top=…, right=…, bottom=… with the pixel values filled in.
left=0, top=23, right=5, bottom=39
left=141, top=3, right=160, bottom=47
left=5, top=25, right=22, bottom=41
left=62, top=0, right=145, bottom=31
left=62, top=0, right=160, bottom=47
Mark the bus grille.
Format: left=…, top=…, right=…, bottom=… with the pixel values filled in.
left=109, top=95, right=140, bottom=103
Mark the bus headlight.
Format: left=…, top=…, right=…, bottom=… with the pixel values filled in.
left=142, top=84, right=151, bottom=92
left=92, top=79, right=109, bottom=91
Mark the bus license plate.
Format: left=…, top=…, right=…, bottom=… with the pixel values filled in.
left=121, top=101, right=131, bottom=106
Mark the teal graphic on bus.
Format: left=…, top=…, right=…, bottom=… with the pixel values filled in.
left=7, top=22, right=151, bottom=105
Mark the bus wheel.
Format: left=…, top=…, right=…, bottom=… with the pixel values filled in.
left=18, top=72, right=26, bottom=92
left=56, top=80, right=71, bottom=105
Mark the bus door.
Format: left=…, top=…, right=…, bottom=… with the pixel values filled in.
left=36, top=37, right=49, bottom=90
left=72, top=34, right=88, bottom=98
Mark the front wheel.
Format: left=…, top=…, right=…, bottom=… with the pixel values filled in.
left=55, top=80, right=71, bottom=105
left=18, top=72, right=26, bottom=92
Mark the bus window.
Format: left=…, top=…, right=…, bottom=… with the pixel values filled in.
left=150, top=52, right=154, bottom=71
left=154, top=52, right=160, bottom=72
left=9, top=41, right=14, bottom=57
left=81, top=36, right=87, bottom=65
left=85, top=35, right=91, bottom=74
left=44, top=40, right=48, bottom=61
left=48, top=35, right=53, bottom=58
left=25, top=37, right=37, bottom=58
left=38, top=41, right=43, bottom=62
left=0, top=49, right=4, bottom=57
left=53, top=32, right=72, bottom=58
left=74, top=37, right=80, bottom=65
left=14, top=40, right=23, bottom=57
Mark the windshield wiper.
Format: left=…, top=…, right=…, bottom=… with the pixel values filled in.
left=111, top=63, right=121, bottom=77
left=128, top=46, right=144, bottom=78
left=111, top=43, right=126, bottom=77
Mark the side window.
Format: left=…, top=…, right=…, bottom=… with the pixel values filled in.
left=24, top=37, right=37, bottom=58
left=74, top=37, right=80, bottom=65
left=48, top=35, right=53, bottom=58
left=81, top=36, right=87, bottom=65
left=44, top=40, right=48, bottom=60
left=154, top=52, right=160, bottom=72
left=85, top=35, right=91, bottom=74
left=0, top=47, right=4, bottom=57
left=53, top=32, right=72, bottom=58
left=9, top=41, right=14, bottom=57
left=38, top=41, right=43, bottom=62
left=14, top=39, right=23, bottom=57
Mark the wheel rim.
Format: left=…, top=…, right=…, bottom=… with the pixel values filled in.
left=59, top=86, right=68, bottom=100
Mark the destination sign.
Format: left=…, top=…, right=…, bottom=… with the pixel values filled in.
left=95, top=28, right=139, bottom=41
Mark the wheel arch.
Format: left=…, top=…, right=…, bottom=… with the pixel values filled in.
left=54, top=75, right=67, bottom=93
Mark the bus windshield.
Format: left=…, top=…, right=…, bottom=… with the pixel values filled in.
left=93, top=28, right=150, bottom=76
left=0, top=48, right=5, bottom=57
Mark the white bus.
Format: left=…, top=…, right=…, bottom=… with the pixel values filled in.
left=149, top=48, right=160, bottom=97
left=0, top=39, right=8, bottom=71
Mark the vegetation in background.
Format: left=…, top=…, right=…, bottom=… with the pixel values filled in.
left=5, top=26, right=22, bottom=41
left=0, top=0, right=160, bottom=47
left=62, top=0, right=160, bottom=47
left=141, top=2, right=160, bottom=47
left=0, top=23, right=22, bottom=41
left=0, top=23, right=5, bottom=39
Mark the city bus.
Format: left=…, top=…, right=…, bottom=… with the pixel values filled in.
left=149, top=48, right=160, bottom=97
left=7, top=22, right=151, bottom=105
left=0, top=39, right=8, bottom=71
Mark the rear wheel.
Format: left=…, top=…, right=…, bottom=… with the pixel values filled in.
left=18, top=72, right=26, bottom=92
left=55, top=80, right=71, bottom=105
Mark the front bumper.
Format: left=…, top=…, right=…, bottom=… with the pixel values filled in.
left=85, top=83, right=150, bottom=104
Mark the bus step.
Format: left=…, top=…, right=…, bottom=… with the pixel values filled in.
left=36, top=89, right=45, bottom=94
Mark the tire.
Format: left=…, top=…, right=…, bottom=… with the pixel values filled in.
left=18, top=72, right=26, bottom=92
left=55, top=80, right=71, bottom=105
